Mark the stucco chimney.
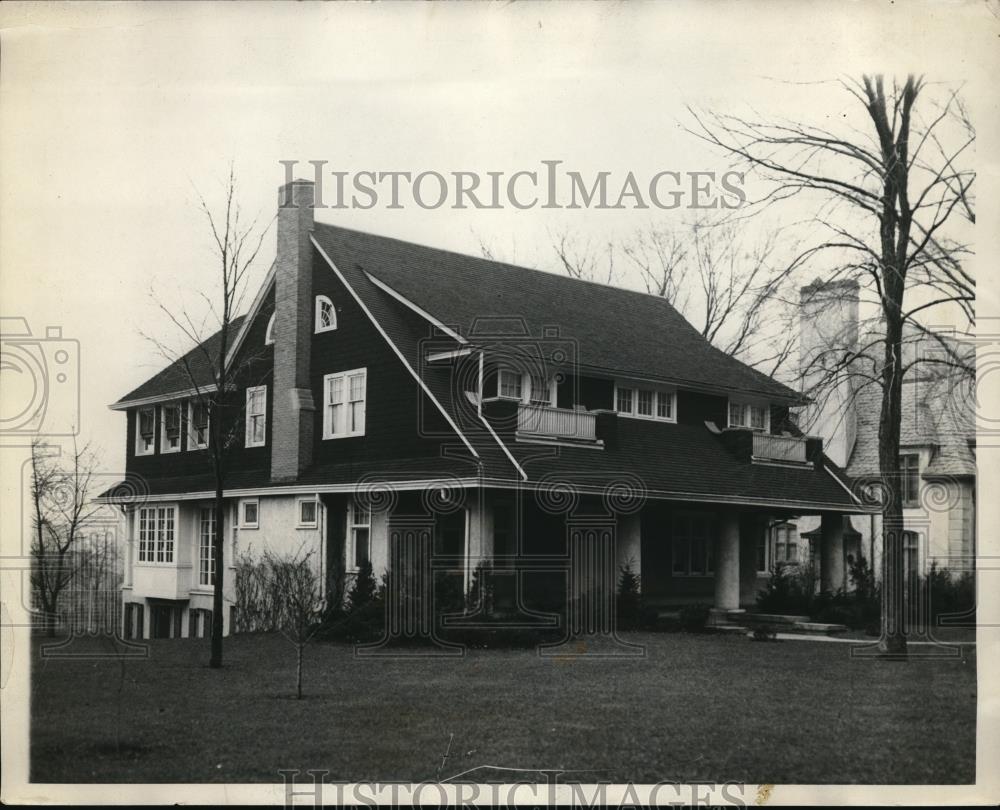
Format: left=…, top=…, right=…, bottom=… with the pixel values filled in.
left=270, top=179, right=316, bottom=481
left=798, top=277, right=860, bottom=467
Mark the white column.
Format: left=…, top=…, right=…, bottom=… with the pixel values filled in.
left=464, top=493, right=494, bottom=593
left=820, top=513, right=846, bottom=593
left=714, top=512, right=741, bottom=611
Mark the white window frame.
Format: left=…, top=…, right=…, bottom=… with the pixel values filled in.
left=347, top=502, right=372, bottom=572
left=496, top=367, right=556, bottom=406
left=727, top=399, right=770, bottom=432
left=315, top=295, right=337, bottom=333
left=264, top=313, right=276, bottom=346
left=160, top=402, right=182, bottom=454
left=187, top=400, right=210, bottom=450
left=135, top=406, right=156, bottom=456
left=297, top=497, right=319, bottom=529
left=136, top=505, right=177, bottom=565
left=240, top=498, right=259, bottom=530
left=323, top=368, right=367, bottom=439
left=198, top=506, right=216, bottom=587
left=245, top=385, right=267, bottom=448
left=771, top=522, right=799, bottom=565
left=613, top=382, right=677, bottom=423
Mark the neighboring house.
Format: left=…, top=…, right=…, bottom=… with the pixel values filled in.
left=795, top=279, right=976, bottom=585
left=98, top=179, right=870, bottom=640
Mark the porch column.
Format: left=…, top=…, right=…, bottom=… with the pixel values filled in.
left=714, top=512, right=741, bottom=612
left=464, top=492, right=493, bottom=594
left=820, top=513, right=845, bottom=593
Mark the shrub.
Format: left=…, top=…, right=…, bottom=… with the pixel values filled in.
left=466, top=561, right=493, bottom=612
left=678, top=603, right=711, bottom=633
left=616, top=563, right=642, bottom=631
left=346, top=560, right=378, bottom=612
left=928, top=563, right=976, bottom=626
left=755, top=562, right=816, bottom=616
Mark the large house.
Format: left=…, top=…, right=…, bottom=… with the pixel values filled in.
left=100, top=179, right=870, bottom=640
left=794, top=279, right=976, bottom=583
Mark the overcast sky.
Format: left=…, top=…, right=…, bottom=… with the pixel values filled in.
left=1, top=1, right=996, bottom=476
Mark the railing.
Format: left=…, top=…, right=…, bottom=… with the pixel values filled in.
left=517, top=403, right=597, bottom=442
left=752, top=432, right=808, bottom=463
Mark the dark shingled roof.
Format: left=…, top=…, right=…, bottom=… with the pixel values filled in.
left=115, top=316, right=246, bottom=405
left=312, top=223, right=801, bottom=402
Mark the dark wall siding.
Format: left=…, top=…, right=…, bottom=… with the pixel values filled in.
left=676, top=389, right=728, bottom=428
left=125, top=293, right=275, bottom=480
left=308, top=252, right=457, bottom=466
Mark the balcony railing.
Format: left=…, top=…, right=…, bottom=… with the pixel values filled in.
left=752, top=433, right=808, bottom=463
left=517, top=403, right=598, bottom=443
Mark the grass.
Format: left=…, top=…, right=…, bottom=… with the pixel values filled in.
left=30, top=631, right=975, bottom=784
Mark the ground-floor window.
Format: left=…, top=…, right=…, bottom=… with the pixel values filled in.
left=903, top=531, right=920, bottom=579
left=137, top=505, right=176, bottom=563
left=348, top=503, right=371, bottom=570
left=199, top=507, right=216, bottom=586
left=189, top=608, right=213, bottom=638
left=671, top=513, right=714, bottom=576
left=771, top=522, right=799, bottom=565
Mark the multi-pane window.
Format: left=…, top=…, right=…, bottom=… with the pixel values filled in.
left=241, top=499, right=259, bottom=528
left=498, top=368, right=523, bottom=400
left=245, top=386, right=267, bottom=447
left=529, top=373, right=552, bottom=406
left=136, top=407, right=155, bottom=455
left=199, top=507, right=216, bottom=586
left=298, top=498, right=318, bottom=528
left=324, top=368, right=367, bottom=438
left=900, top=454, right=920, bottom=507
left=349, top=504, right=371, bottom=570
left=188, top=400, right=209, bottom=449
left=772, top=523, right=798, bottom=564
left=161, top=403, right=182, bottom=453
left=671, top=513, right=714, bottom=576
left=729, top=400, right=769, bottom=432
left=616, top=385, right=676, bottom=423
left=315, top=295, right=337, bottom=333
left=137, top=506, right=176, bottom=563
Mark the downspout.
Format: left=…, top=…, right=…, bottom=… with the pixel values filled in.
left=478, top=350, right=484, bottom=418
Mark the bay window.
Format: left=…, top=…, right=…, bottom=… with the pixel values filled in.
left=137, top=505, right=176, bottom=564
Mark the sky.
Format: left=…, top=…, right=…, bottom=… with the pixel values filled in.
left=0, top=0, right=997, bottom=478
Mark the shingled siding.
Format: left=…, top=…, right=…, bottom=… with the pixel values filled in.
left=307, top=249, right=460, bottom=467
left=125, top=293, right=275, bottom=482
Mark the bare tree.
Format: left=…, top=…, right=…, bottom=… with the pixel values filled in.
left=689, top=75, right=975, bottom=656
left=270, top=550, right=324, bottom=700
left=30, top=438, right=104, bottom=637
left=143, top=166, right=272, bottom=668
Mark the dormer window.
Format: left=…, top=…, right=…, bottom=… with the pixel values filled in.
left=315, top=295, right=336, bottom=333
left=728, top=400, right=769, bottom=432
left=498, top=369, right=523, bottom=400
left=265, top=313, right=276, bottom=346
left=614, top=382, right=676, bottom=423
left=497, top=367, right=556, bottom=406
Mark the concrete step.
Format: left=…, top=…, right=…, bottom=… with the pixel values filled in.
left=740, top=613, right=811, bottom=625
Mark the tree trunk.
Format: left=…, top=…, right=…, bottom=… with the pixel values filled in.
left=210, top=479, right=225, bottom=668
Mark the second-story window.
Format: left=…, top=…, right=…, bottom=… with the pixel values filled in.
left=498, top=369, right=523, bottom=400
left=728, top=400, right=769, bottom=432
left=528, top=373, right=553, bottom=406
left=264, top=313, right=276, bottom=346
left=136, top=407, right=155, bottom=455
left=900, top=454, right=920, bottom=507
left=315, top=295, right=337, bottom=333
left=245, top=386, right=267, bottom=447
left=188, top=400, right=209, bottom=450
left=160, top=403, right=182, bottom=453
left=615, top=384, right=676, bottom=423
left=324, top=368, right=367, bottom=438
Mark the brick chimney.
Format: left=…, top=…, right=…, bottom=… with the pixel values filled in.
left=270, top=179, right=316, bottom=481
left=798, top=277, right=859, bottom=468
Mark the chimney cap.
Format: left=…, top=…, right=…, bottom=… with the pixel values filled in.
left=799, top=277, right=860, bottom=298
left=278, top=177, right=315, bottom=190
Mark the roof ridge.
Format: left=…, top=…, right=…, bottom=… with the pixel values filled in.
left=313, top=219, right=693, bottom=310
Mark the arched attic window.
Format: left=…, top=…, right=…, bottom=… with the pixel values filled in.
left=315, top=295, right=337, bottom=333
left=264, top=313, right=276, bottom=346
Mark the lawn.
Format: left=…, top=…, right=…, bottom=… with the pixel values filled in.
left=30, top=631, right=976, bottom=784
